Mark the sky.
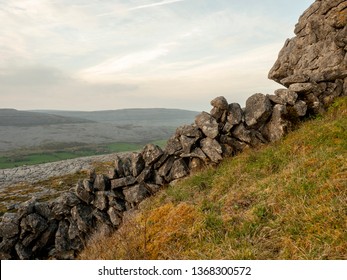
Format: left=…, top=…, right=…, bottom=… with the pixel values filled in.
left=0, top=0, right=315, bottom=111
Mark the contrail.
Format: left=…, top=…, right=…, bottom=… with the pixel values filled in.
left=129, top=0, right=185, bottom=11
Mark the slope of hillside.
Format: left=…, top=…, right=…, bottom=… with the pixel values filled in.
left=79, top=97, right=347, bottom=260
left=0, top=109, right=93, bottom=126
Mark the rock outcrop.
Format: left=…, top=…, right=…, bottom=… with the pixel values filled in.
left=0, top=0, right=346, bottom=260
left=269, top=0, right=347, bottom=112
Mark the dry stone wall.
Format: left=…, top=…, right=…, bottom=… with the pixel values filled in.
left=0, top=0, right=346, bottom=259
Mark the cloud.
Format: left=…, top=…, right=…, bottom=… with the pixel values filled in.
left=78, top=44, right=176, bottom=83
left=129, top=0, right=185, bottom=11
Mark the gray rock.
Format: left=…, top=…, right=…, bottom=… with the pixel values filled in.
left=67, top=219, right=80, bottom=240
left=111, top=176, right=137, bottom=189
left=107, top=207, right=122, bottom=226
left=75, top=180, right=94, bottom=204
left=293, top=100, right=308, bottom=116
left=210, top=96, right=229, bottom=110
left=153, top=152, right=170, bottom=169
left=142, top=144, right=164, bottom=166
left=232, top=123, right=252, bottom=144
left=55, top=220, right=70, bottom=253
left=269, top=0, right=347, bottom=86
left=87, top=168, right=96, bottom=183
left=176, top=124, right=202, bottom=138
left=195, top=112, right=219, bottom=139
left=289, top=83, right=316, bottom=93
left=71, top=204, right=93, bottom=233
left=158, top=156, right=175, bottom=178
left=220, top=135, right=249, bottom=153
left=280, top=74, right=310, bottom=87
left=274, top=89, right=298, bottom=105
left=165, top=136, right=182, bottom=155
left=0, top=236, right=18, bottom=259
left=180, top=135, right=197, bottom=153
left=60, top=192, right=81, bottom=207
left=244, top=93, right=272, bottom=128
left=114, top=155, right=132, bottom=177
left=92, top=191, right=109, bottom=211
left=34, top=202, right=52, bottom=220
left=262, top=104, right=290, bottom=142
left=15, top=242, right=32, bottom=260
left=17, top=197, right=36, bottom=218
left=210, top=107, right=224, bottom=121
left=93, top=174, right=109, bottom=191
left=31, top=221, right=58, bottom=256
left=180, top=147, right=208, bottom=161
left=227, top=103, right=243, bottom=125
left=200, top=138, right=223, bottom=163
left=136, top=166, right=153, bottom=183
left=0, top=213, right=20, bottom=238
left=108, top=196, right=126, bottom=212
left=131, top=153, right=145, bottom=177
left=167, top=159, right=189, bottom=181
left=123, top=184, right=150, bottom=205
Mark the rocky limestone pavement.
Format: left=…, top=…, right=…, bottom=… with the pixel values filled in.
left=0, top=0, right=346, bottom=260
left=0, top=153, right=130, bottom=189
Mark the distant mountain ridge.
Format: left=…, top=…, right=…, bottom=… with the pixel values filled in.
left=0, top=109, right=94, bottom=127
left=30, top=108, right=199, bottom=126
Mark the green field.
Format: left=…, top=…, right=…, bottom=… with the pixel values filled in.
left=0, top=139, right=167, bottom=169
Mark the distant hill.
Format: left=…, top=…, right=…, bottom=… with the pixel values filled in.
left=0, top=109, right=94, bottom=126
left=32, top=108, right=199, bottom=127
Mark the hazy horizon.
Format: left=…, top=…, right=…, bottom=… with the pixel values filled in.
left=0, top=0, right=314, bottom=112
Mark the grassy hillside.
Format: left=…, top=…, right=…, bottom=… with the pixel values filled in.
left=79, top=97, right=347, bottom=260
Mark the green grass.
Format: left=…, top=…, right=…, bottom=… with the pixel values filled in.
left=0, top=139, right=168, bottom=169
left=79, top=97, right=347, bottom=260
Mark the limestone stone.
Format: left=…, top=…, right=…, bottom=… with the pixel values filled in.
left=0, top=213, right=20, bottom=238
left=200, top=138, right=223, bottom=163
left=195, top=112, right=219, bottom=139
left=244, top=93, right=273, bottom=128
left=175, top=124, right=202, bottom=138
left=165, top=136, right=182, bottom=155
left=75, top=180, right=94, bottom=204
left=167, top=159, right=189, bottom=181
left=111, top=176, right=137, bottom=189
left=131, top=153, right=145, bottom=177
left=210, top=96, right=229, bottom=110
left=71, top=204, right=93, bottom=233
left=93, top=174, right=109, bottom=191
left=227, top=103, right=243, bottom=125
left=136, top=166, right=153, bottom=183
left=262, top=104, right=290, bottom=142
left=180, top=135, right=197, bottom=153
left=123, top=184, right=150, bottom=205
left=232, top=123, right=252, bottom=144
left=92, top=191, right=109, bottom=211
left=107, top=207, right=122, bottom=226
left=274, top=89, right=298, bottom=105
left=142, top=144, right=164, bottom=166
left=293, top=100, right=308, bottom=116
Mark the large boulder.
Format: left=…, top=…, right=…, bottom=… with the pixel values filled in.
left=269, top=0, right=347, bottom=87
